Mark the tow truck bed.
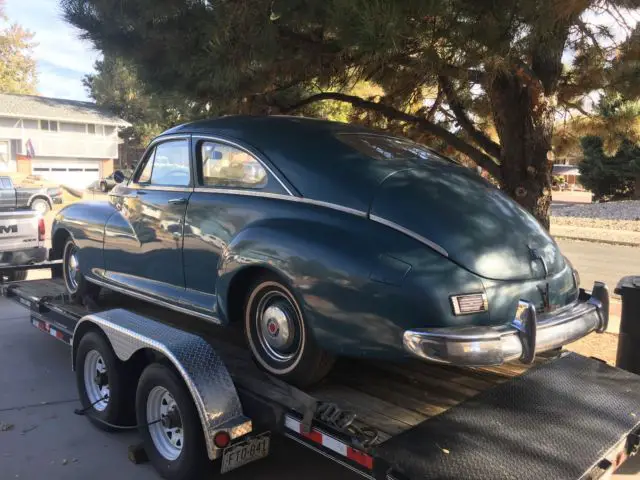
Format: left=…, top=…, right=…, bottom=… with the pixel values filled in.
left=4, top=277, right=640, bottom=479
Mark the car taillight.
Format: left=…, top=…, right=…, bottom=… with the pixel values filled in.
left=38, top=217, right=45, bottom=242
left=450, top=293, right=488, bottom=315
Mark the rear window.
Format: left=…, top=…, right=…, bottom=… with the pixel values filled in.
left=336, top=133, right=453, bottom=163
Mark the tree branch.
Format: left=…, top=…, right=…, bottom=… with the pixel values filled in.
left=561, top=100, right=592, bottom=117
left=283, top=92, right=501, bottom=178
left=438, top=76, right=502, bottom=159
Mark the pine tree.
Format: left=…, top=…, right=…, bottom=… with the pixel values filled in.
left=62, top=0, right=640, bottom=227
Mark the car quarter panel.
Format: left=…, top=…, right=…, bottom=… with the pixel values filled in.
left=183, top=191, right=487, bottom=358
left=52, top=201, right=116, bottom=275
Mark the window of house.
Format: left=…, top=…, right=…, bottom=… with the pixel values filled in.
left=200, top=141, right=267, bottom=188
left=87, top=124, right=96, bottom=134
left=39, top=120, right=58, bottom=131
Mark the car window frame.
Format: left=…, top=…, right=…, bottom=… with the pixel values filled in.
left=130, top=135, right=194, bottom=190
left=192, top=136, right=292, bottom=194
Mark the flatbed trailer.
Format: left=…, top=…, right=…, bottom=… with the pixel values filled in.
left=3, top=270, right=640, bottom=479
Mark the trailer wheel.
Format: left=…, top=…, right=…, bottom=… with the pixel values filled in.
left=75, top=331, right=135, bottom=430
left=136, top=363, right=208, bottom=480
left=244, top=274, right=335, bottom=387
left=5, top=270, right=27, bottom=282
left=63, top=239, right=100, bottom=303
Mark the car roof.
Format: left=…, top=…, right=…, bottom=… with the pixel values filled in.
left=162, top=116, right=438, bottom=212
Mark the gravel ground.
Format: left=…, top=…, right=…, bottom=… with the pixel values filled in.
left=551, top=216, right=640, bottom=233
left=552, top=199, right=640, bottom=221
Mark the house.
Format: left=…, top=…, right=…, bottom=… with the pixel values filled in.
left=0, top=93, right=129, bottom=188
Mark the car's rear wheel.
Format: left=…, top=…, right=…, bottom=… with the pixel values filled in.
left=244, top=274, right=334, bottom=387
left=63, top=239, right=100, bottom=302
left=30, top=198, right=50, bottom=215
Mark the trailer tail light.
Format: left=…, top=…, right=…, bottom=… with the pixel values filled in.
left=214, top=430, right=231, bottom=448
left=38, top=217, right=45, bottom=242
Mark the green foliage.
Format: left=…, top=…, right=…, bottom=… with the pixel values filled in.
left=579, top=135, right=640, bottom=201
left=61, top=0, right=640, bottom=224
left=84, top=55, right=201, bottom=146
left=0, top=3, right=37, bottom=94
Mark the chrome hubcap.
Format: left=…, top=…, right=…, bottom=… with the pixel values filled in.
left=83, top=350, right=109, bottom=411
left=66, top=248, right=80, bottom=291
left=257, top=293, right=299, bottom=362
left=147, top=387, right=183, bottom=461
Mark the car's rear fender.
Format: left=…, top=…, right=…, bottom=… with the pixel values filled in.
left=216, top=217, right=481, bottom=359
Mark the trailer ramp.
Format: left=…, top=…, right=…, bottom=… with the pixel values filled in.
left=374, top=352, right=640, bottom=479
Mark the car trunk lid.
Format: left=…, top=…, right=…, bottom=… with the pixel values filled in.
left=369, top=165, right=564, bottom=281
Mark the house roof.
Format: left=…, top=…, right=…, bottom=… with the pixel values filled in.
left=0, top=93, right=130, bottom=127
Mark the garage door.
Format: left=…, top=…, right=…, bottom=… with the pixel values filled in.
left=32, top=161, right=101, bottom=188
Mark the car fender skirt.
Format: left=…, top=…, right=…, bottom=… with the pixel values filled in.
left=72, top=309, right=252, bottom=460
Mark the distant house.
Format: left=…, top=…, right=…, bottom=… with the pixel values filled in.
left=0, top=93, right=129, bottom=188
left=552, top=164, right=582, bottom=189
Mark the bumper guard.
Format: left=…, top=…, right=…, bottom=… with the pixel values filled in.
left=403, top=282, right=609, bottom=366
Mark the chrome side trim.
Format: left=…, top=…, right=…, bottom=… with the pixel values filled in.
left=192, top=188, right=368, bottom=218
left=85, top=276, right=222, bottom=325
left=129, top=185, right=193, bottom=193
left=370, top=215, right=449, bottom=257
left=194, top=134, right=294, bottom=195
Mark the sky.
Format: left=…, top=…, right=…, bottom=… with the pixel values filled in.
left=5, top=0, right=99, bottom=101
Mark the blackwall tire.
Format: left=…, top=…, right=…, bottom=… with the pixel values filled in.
left=63, top=239, right=100, bottom=303
left=244, top=273, right=334, bottom=387
left=75, top=331, right=136, bottom=431
left=136, top=363, right=208, bottom=480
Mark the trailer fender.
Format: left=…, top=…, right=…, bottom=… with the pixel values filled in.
left=72, top=308, right=252, bottom=460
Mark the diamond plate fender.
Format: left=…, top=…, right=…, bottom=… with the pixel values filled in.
left=71, top=308, right=252, bottom=460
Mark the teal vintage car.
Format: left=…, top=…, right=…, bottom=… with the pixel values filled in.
left=51, top=116, right=609, bottom=387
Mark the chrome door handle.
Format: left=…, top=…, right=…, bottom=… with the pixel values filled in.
left=168, top=198, right=188, bottom=205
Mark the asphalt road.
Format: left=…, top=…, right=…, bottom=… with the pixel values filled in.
left=0, top=297, right=357, bottom=480
left=556, top=238, right=640, bottom=294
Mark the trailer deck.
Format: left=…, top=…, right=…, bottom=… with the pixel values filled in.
left=4, top=277, right=640, bottom=479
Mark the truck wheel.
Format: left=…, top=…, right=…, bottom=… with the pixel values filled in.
left=30, top=198, right=50, bottom=214
left=244, top=274, right=335, bottom=387
left=75, top=331, right=136, bottom=431
left=63, top=239, right=100, bottom=303
left=136, top=363, right=208, bottom=480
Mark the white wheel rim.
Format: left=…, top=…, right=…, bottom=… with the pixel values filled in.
left=147, top=386, right=183, bottom=461
left=66, top=247, right=80, bottom=292
left=83, top=350, right=109, bottom=412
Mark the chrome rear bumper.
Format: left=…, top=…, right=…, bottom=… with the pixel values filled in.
left=403, top=282, right=609, bottom=366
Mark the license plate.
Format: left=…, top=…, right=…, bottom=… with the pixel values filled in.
left=220, top=432, right=270, bottom=474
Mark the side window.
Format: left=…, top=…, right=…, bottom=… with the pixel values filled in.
left=200, top=141, right=267, bottom=188
left=150, top=140, right=190, bottom=187
left=0, top=178, right=11, bottom=188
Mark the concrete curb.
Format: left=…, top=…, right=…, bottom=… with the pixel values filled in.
left=553, top=235, right=640, bottom=248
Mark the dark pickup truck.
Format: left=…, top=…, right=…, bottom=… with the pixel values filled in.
left=0, top=175, right=63, bottom=214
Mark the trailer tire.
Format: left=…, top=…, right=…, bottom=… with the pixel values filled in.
left=75, top=331, right=136, bottom=431
left=136, top=363, right=208, bottom=480
left=6, top=270, right=27, bottom=282
left=63, top=239, right=100, bottom=303
left=244, top=273, right=335, bottom=387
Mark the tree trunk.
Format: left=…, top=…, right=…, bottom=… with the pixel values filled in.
left=489, top=72, right=554, bottom=230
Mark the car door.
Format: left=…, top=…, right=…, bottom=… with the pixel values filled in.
left=182, top=136, right=292, bottom=316
left=0, top=177, right=16, bottom=209
left=103, top=136, right=193, bottom=302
